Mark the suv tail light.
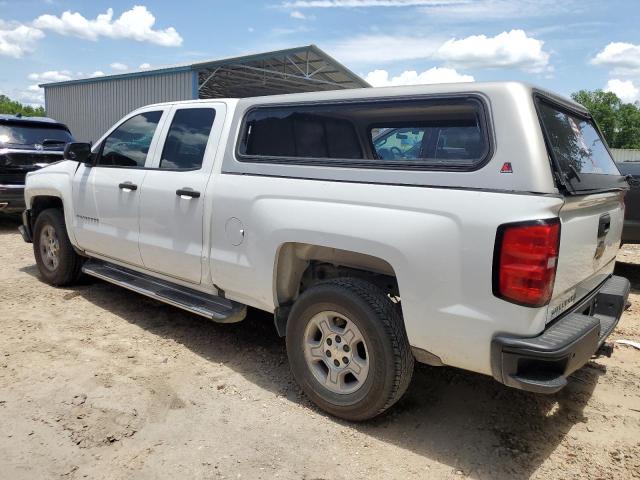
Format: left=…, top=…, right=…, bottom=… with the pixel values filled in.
left=493, top=219, right=561, bottom=307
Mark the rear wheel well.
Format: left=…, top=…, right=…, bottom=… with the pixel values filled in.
left=299, top=261, right=399, bottom=299
left=274, top=243, right=400, bottom=307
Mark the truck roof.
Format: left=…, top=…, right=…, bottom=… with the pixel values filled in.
left=144, top=81, right=588, bottom=116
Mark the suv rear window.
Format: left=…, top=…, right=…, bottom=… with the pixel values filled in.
left=238, top=98, right=490, bottom=170
left=0, top=123, right=73, bottom=148
left=536, top=98, right=624, bottom=193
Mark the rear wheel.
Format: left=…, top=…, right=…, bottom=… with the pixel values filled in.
left=33, top=208, right=83, bottom=286
left=286, top=277, right=414, bottom=421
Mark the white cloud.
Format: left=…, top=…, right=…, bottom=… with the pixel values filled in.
left=365, top=67, right=473, bottom=86
left=33, top=6, right=183, bottom=47
left=605, top=79, right=640, bottom=104
left=282, top=0, right=574, bottom=18
left=329, top=34, right=441, bottom=64
left=435, top=29, right=550, bottom=73
left=28, top=70, right=74, bottom=82
left=283, top=0, right=464, bottom=7
left=330, top=29, right=550, bottom=72
left=591, top=42, right=640, bottom=76
left=21, top=69, right=105, bottom=107
left=24, top=72, right=73, bottom=107
left=27, top=69, right=105, bottom=87
left=138, top=62, right=152, bottom=69
left=290, top=10, right=307, bottom=19
left=0, top=21, right=44, bottom=58
left=13, top=87, right=45, bottom=106
left=110, top=62, right=129, bottom=71
left=418, top=0, right=576, bottom=19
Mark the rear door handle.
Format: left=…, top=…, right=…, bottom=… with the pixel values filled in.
left=118, top=182, right=137, bottom=191
left=176, top=188, right=200, bottom=199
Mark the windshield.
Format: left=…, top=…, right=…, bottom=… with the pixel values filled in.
left=0, top=124, right=73, bottom=148
left=537, top=99, right=623, bottom=192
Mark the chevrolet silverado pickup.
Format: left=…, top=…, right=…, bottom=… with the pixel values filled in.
left=20, top=82, right=630, bottom=420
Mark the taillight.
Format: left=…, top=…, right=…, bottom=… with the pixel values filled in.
left=493, top=219, right=561, bottom=307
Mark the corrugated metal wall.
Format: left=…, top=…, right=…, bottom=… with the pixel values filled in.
left=611, top=148, right=640, bottom=163
left=44, top=71, right=194, bottom=142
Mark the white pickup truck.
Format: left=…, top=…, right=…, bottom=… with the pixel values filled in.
left=20, top=82, right=630, bottom=420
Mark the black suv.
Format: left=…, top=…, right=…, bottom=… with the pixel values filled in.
left=617, top=161, right=640, bottom=244
left=0, top=114, right=74, bottom=213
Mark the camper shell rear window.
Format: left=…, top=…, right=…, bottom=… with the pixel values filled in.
left=236, top=97, right=492, bottom=171
left=534, top=95, right=626, bottom=194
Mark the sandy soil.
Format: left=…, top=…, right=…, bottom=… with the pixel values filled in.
left=0, top=215, right=638, bottom=480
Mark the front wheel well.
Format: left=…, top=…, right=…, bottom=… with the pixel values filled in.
left=30, top=196, right=63, bottom=227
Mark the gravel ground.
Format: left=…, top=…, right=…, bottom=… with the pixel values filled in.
left=0, top=215, right=638, bottom=480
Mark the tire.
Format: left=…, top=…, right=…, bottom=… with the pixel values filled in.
left=286, top=277, right=414, bottom=421
left=33, top=208, right=83, bottom=286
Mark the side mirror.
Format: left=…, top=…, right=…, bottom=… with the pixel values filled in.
left=64, top=142, right=93, bottom=164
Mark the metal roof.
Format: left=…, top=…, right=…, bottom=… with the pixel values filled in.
left=40, top=45, right=370, bottom=97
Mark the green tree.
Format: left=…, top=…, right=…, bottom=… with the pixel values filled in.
left=571, top=89, right=620, bottom=145
left=570, top=89, right=640, bottom=149
left=0, top=94, right=46, bottom=117
left=616, top=103, right=640, bottom=149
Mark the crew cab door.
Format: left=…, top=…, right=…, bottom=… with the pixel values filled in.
left=138, top=103, right=224, bottom=284
left=72, top=107, right=168, bottom=266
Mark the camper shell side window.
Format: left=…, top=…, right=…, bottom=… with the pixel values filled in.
left=236, top=97, right=493, bottom=172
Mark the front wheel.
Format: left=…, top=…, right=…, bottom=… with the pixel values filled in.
left=33, top=208, right=83, bottom=286
left=286, top=278, right=414, bottom=421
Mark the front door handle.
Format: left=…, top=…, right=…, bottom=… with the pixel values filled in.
left=176, top=188, right=200, bottom=199
left=118, top=182, right=137, bottom=191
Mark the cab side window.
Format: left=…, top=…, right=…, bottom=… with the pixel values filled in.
left=159, top=108, right=216, bottom=170
left=98, top=111, right=162, bottom=167
left=373, top=128, right=426, bottom=160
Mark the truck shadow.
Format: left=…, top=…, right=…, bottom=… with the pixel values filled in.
left=614, top=261, right=640, bottom=294
left=0, top=214, right=21, bottom=233
left=61, top=278, right=600, bottom=480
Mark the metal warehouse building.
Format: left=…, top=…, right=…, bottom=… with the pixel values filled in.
left=41, top=45, right=369, bottom=142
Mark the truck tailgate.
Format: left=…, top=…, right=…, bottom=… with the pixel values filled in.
left=547, top=191, right=625, bottom=321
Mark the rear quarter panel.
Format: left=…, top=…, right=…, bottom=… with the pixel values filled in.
left=209, top=174, right=565, bottom=376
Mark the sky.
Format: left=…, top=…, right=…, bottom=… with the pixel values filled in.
left=1, top=0, right=639, bottom=107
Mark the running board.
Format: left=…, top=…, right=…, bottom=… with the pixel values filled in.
left=82, top=259, right=246, bottom=323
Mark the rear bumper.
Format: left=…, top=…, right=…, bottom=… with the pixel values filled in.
left=0, top=184, right=25, bottom=213
left=491, top=275, right=630, bottom=394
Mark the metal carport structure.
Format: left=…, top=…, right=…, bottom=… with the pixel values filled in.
left=42, top=45, right=369, bottom=142
left=194, top=45, right=368, bottom=97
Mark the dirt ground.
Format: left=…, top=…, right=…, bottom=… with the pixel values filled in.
left=0, top=215, right=638, bottom=480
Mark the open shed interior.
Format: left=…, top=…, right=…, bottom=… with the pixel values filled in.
left=194, top=45, right=368, bottom=98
